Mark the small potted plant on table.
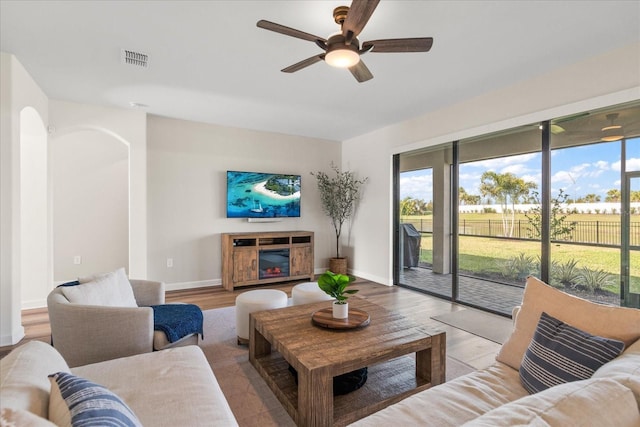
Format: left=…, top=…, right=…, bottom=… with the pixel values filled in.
left=317, top=270, right=358, bottom=319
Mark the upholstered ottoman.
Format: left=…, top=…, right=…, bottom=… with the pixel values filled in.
left=235, top=289, right=288, bottom=344
left=291, top=281, right=334, bottom=305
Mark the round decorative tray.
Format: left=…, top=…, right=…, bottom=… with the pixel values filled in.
left=311, top=308, right=370, bottom=329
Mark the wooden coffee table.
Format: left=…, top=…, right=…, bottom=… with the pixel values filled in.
left=249, top=298, right=446, bottom=427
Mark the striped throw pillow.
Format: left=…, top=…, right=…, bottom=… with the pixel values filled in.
left=49, top=372, right=142, bottom=427
left=519, top=311, right=625, bottom=394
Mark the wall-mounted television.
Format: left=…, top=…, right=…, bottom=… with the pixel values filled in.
left=226, top=171, right=301, bottom=218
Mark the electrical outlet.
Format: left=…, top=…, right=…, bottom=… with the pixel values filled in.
left=73, top=256, right=81, bottom=265
left=167, top=258, right=173, bottom=268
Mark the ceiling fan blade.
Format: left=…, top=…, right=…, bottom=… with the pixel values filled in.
left=342, top=0, right=380, bottom=40
left=281, top=55, right=325, bottom=73
left=257, top=20, right=326, bottom=43
left=362, top=37, right=434, bottom=53
left=349, top=60, right=373, bottom=83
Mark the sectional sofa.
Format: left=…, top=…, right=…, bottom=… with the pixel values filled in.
left=351, top=276, right=640, bottom=426
left=0, top=341, right=237, bottom=426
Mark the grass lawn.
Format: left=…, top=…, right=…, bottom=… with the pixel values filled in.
left=418, top=234, right=640, bottom=294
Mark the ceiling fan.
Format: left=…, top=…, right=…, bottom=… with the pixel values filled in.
left=256, top=0, right=433, bottom=83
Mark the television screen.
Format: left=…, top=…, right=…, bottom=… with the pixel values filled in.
left=227, top=171, right=301, bottom=218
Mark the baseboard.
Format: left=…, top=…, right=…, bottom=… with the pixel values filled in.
left=315, top=266, right=389, bottom=286
left=21, top=298, right=48, bottom=310
left=0, top=327, right=25, bottom=347
left=164, top=278, right=222, bottom=291
left=349, top=269, right=391, bottom=286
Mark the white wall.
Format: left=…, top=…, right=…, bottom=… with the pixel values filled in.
left=0, top=52, right=49, bottom=345
left=48, top=100, right=147, bottom=279
left=19, top=107, right=49, bottom=309
left=146, top=115, right=340, bottom=289
left=51, top=128, right=128, bottom=280
left=343, top=42, right=640, bottom=286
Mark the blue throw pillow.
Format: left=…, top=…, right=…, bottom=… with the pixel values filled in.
left=519, top=311, right=625, bottom=394
left=57, top=280, right=80, bottom=287
left=49, top=372, right=142, bottom=427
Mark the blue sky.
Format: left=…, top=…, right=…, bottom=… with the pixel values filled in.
left=401, top=138, right=640, bottom=203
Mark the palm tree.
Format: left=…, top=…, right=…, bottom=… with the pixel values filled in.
left=583, top=193, right=601, bottom=203
left=459, top=187, right=480, bottom=205
left=400, top=197, right=419, bottom=216
left=479, top=171, right=537, bottom=237
left=605, top=189, right=621, bottom=202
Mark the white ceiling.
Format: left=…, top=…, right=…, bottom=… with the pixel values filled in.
left=1, top=0, right=639, bottom=141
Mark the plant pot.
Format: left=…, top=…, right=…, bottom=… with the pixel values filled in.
left=329, top=257, right=348, bottom=275
left=333, top=301, right=349, bottom=319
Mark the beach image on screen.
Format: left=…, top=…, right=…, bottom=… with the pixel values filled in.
left=227, top=171, right=301, bottom=218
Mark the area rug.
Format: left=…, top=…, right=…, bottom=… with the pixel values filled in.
left=431, top=309, right=513, bottom=345
left=199, top=306, right=476, bottom=427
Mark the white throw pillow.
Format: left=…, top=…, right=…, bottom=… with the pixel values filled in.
left=61, top=268, right=137, bottom=307
left=462, top=378, right=640, bottom=427
left=593, top=338, right=640, bottom=407
left=496, top=276, right=640, bottom=371
left=0, top=341, right=71, bottom=419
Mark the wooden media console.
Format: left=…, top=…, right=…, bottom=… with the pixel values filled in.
left=221, top=231, right=314, bottom=291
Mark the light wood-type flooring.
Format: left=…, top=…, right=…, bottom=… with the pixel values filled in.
left=0, top=278, right=505, bottom=369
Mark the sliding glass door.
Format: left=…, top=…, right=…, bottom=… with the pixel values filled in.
left=456, top=126, right=540, bottom=315
left=550, top=106, right=640, bottom=307
left=394, top=101, right=640, bottom=314
left=395, top=144, right=453, bottom=299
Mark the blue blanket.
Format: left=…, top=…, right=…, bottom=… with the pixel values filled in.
left=151, top=304, right=203, bottom=343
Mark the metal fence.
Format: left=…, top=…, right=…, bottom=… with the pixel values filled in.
left=401, top=218, right=640, bottom=247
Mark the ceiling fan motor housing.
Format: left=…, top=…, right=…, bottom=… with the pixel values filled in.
left=325, top=33, right=360, bottom=67
left=327, top=33, right=359, bottom=52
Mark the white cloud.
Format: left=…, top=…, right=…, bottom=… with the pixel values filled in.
left=400, top=174, right=433, bottom=202
left=570, top=163, right=591, bottom=174
left=627, top=157, right=640, bottom=171
left=611, top=158, right=640, bottom=172
left=501, top=164, right=532, bottom=175
left=521, top=173, right=541, bottom=185
left=459, top=172, right=481, bottom=182
left=552, top=160, right=610, bottom=188
left=552, top=170, right=576, bottom=186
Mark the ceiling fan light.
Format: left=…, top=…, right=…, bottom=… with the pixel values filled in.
left=601, top=125, right=624, bottom=142
left=325, top=48, right=360, bottom=68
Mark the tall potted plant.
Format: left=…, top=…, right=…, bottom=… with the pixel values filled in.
left=312, top=163, right=368, bottom=274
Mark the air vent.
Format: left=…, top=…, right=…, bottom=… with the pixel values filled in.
left=121, top=49, right=149, bottom=68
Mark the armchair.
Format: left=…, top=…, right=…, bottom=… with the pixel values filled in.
left=47, top=279, right=198, bottom=368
